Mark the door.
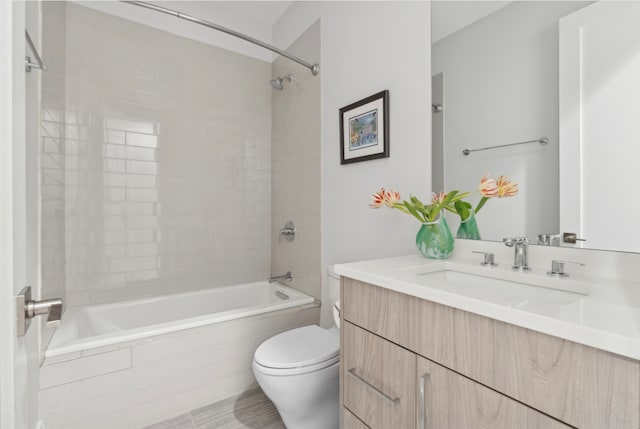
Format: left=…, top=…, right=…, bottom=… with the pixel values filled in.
left=0, top=1, right=42, bottom=428
left=343, top=322, right=417, bottom=429
left=417, top=357, right=572, bottom=429
left=559, top=1, right=640, bottom=252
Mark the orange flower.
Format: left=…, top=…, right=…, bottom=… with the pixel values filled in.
left=432, top=191, right=447, bottom=205
left=384, top=189, right=401, bottom=207
left=496, top=175, right=518, bottom=197
left=478, top=174, right=498, bottom=198
left=370, top=188, right=386, bottom=208
left=474, top=174, right=517, bottom=214
left=370, top=188, right=401, bottom=208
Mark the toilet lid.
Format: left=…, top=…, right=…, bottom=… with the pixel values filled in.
left=254, top=325, right=339, bottom=369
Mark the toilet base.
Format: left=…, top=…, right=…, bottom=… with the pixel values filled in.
left=253, top=361, right=339, bottom=429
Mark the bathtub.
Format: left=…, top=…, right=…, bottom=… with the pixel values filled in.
left=46, top=281, right=316, bottom=358
left=40, top=281, right=320, bottom=428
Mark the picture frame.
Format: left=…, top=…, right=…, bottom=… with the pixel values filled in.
left=339, top=90, right=389, bottom=164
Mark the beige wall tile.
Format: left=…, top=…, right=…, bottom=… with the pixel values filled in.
left=58, top=4, right=272, bottom=305
left=271, top=21, right=321, bottom=300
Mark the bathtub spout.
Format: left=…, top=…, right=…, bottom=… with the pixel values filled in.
left=269, top=271, right=292, bottom=283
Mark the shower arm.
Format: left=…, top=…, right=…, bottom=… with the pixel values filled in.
left=120, top=1, right=320, bottom=76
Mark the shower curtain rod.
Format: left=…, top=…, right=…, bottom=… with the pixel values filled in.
left=121, top=1, right=320, bottom=75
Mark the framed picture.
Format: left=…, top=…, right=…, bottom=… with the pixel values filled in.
left=339, top=90, right=389, bottom=164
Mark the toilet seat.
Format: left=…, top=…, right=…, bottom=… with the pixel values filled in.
left=254, top=325, right=339, bottom=376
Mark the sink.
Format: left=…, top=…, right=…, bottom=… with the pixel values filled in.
left=412, top=268, right=590, bottom=317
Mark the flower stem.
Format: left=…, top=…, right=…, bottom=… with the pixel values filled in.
left=474, top=196, right=489, bottom=214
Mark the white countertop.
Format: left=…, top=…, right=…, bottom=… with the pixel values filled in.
left=334, top=254, right=640, bottom=360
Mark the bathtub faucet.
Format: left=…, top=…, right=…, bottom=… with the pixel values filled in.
left=269, top=271, right=292, bottom=283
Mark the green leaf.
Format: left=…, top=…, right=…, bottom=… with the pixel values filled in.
left=403, top=201, right=426, bottom=223
left=454, top=200, right=472, bottom=220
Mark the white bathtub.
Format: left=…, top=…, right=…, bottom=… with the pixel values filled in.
left=46, top=281, right=316, bottom=358
left=40, top=281, right=319, bottom=428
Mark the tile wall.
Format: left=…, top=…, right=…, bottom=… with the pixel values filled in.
left=41, top=1, right=67, bottom=304
left=61, top=4, right=272, bottom=306
left=271, top=21, right=321, bottom=300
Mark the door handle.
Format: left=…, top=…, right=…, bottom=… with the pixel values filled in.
left=347, top=368, right=400, bottom=405
left=16, top=286, right=63, bottom=336
left=418, top=372, right=430, bottom=429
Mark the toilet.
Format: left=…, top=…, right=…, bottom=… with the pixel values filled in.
left=252, top=271, right=341, bottom=429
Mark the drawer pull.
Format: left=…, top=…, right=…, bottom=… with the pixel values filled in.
left=418, top=372, right=430, bottom=429
left=347, top=368, right=400, bottom=405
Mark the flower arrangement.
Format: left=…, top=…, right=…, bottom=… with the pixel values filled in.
left=451, top=174, right=518, bottom=221
left=369, top=175, right=518, bottom=257
left=370, top=188, right=469, bottom=223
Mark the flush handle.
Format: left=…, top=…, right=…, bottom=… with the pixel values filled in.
left=16, top=286, right=63, bottom=336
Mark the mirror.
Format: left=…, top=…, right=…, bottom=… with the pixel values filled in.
left=431, top=0, right=640, bottom=253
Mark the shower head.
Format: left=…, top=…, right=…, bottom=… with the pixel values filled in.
left=270, top=74, right=293, bottom=91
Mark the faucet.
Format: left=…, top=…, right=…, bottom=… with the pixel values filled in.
left=269, top=271, right=292, bottom=283
left=503, top=237, right=529, bottom=271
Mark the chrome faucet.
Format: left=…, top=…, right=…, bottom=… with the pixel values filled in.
left=503, top=237, right=530, bottom=271
left=269, top=271, right=292, bottom=283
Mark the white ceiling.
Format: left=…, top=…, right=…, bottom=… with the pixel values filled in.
left=432, top=1, right=512, bottom=43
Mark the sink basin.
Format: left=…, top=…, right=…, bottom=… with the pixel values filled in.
left=414, top=269, right=588, bottom=316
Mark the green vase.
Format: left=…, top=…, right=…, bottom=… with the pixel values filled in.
left=456, top=209, right=481, bottom=240
left=416, top=215, right=454, bottom=259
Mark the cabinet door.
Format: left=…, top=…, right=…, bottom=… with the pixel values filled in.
left=343, top=407, right=370, bottom=429
left=417, top=357, right=572, bottom=429
left=343, top=322, right=416, bottom=429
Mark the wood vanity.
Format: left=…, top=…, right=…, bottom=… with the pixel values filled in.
left=339, top=276, right=640, bottom=428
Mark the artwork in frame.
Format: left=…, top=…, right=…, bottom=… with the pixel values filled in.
left=339, top=90, right=389, bottom=164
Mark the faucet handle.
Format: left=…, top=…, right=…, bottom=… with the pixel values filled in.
left=472, top=251, right=498, bottom=267
left=547, top=260, right=585, bottom=277
left=503, top=237, right=528, bottom=247
left=537, top=233, right=559, bottom=246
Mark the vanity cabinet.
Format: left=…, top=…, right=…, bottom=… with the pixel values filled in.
left=341, top=277, right=640, bottom=429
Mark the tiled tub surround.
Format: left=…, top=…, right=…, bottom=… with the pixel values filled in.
left=61, top=4, right=273, bottom=307
left=271, top=21, right=321, bottom=301
left=39, top=302, right=319, bottom=429
left=41, top=1, right=67, bottom=305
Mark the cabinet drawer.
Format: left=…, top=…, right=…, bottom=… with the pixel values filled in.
left=343, top=407, right=370, bottom=429
left=417, top=356, right=572, bottom=429
left=343, top=321, right=416, bottom=429
left=342, top=277, right=640, bottom=428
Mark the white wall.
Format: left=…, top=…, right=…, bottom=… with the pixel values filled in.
left=431, top=1, right=510, bottom=43
left=559, top=1, right=640, bottom=253
left=432, top=1, right=589, bottom=242
left=273, top=1, right=431, bottom=325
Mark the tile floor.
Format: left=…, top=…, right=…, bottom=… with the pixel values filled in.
left=144, top=388, right=285, bottom=429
